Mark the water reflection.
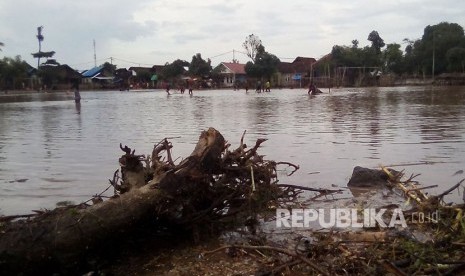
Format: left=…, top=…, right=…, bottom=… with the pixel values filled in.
left=0, top=87, right=464, bottom=215
left=75, top=102, right=81, bottom=114
left=0, top=92, right=74, bottom=103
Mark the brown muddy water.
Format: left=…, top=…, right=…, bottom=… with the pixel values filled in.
left=0, top=86, right=464, bottom=215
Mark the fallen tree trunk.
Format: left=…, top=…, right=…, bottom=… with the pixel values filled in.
left=0, top=185, right=167, bottom=273
left=0, top=128, right=229, bottom=274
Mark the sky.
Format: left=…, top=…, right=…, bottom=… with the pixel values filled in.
left=1, top=0, right=464, bottom=71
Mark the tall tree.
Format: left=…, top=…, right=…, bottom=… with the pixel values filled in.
left=242, top=34, right=263, bottom=62
left=101, top=61, right=116, bottom=74
left=402, top=38, right=423, bottom=75
left=331, top=45, right=363, bottom=67
left=0, top=56, right=30, bottom=90
left=446, top=47, right=465, bottom=72
left=351, top=40, right=359, bottom=49
left=367, top=30, right=385, bottom=54
left=422, top=22, right=465, bottom=75
left=255, top=51, right=280, bottom=80
left=244, top=43, right=280, bottom=80
left=160, top=59, right=189, bottom=80
left=188, top=53, right=211, bottom=77
left=383, top=43, right=404, bottom=74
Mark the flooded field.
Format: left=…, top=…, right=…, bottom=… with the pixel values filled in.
left=1, top=86, right=464, bottom=215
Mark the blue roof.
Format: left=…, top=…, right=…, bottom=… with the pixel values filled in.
left=82, top=66, right=104, bottom=78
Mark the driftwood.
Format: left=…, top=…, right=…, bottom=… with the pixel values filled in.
left=0, top=127, right=308, bottom=274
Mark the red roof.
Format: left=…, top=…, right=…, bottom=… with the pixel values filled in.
left=222, top=62, right=246, bottom=74
left=277, top=62, right=295, bottom=74
left=277, top=57, right=316, bottom=73
left=293, top=57, right=316, bottom=64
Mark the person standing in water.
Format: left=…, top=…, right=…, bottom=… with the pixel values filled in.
left=72, top=79, right=81, bottom=103
left=256, top=80, right=262, bottom=92
left=265, top=81, right=271, bottom=92
left=187, top=79, right=193, bottom=95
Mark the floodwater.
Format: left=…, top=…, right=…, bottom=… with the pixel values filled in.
left=1, top=87, right=464, bottom=215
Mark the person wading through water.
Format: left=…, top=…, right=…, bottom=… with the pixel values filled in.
left=308, top=81, right=323, bottom=95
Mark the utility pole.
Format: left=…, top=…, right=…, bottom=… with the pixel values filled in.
left=36, top=26, right=44, bottom=68
left=32, top=26, right=55, bottom=69
left=93, top=39, right=97, bottom=67
left=432, top=34, right=435, bottom=82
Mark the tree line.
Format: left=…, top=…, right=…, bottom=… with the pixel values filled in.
left=326, top=22, right=465, bottom=78
left=1, top=21, right=464, bottom=90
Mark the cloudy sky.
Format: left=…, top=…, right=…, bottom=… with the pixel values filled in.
left=1, top=0, right=464, bottom=70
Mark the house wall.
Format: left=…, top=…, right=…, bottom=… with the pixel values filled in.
left=275, top=73, right=304, bottom=88
left=222, top=74, right=234, bottom=87
left=221, top=74, right=247, bottom=87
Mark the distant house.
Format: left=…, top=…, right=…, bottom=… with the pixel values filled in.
left=114, top=65, right=164, bottom=90
left=128, top=66, right=155, bottom=88
left=25, top=63, right=40, bottom=90
left=82, top=66, right=103, bottom=79
left=39, top=63, right=81, bottom=90
left=81, top=65, right=114, bottom=89
left=114, top=68, right=133, bottom=90
left=150, top=65, right=164, bottom=88
left=276, top=57, right=316, bottom=88
left=312, top=53, right=332, bottom=82
left=213, top=62, right=247, bottom=88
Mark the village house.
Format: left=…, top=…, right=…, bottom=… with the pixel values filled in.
left=128, top=66, right=156, bottom=89
left=24, top=63, right=40, bottom=90
left=275, top=57, right=316, bottom=88
left=213, top=62, right=247, bottom=88
left=81, top=65, right=115, bottom=89
left=149, top=65, right=165, bottom=88
left=38, top=60, right=81, bottom=90
left=113, top=66, right=162, bottom=90
left=23, top=55, right=330, bottom=91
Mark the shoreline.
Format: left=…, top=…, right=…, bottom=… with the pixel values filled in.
left=2, top=83, right=464, bottom=97
left=0, top=88, right=103, bottom=95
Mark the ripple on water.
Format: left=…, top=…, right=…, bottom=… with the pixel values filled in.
left=0, top=87, right=465, bottom=214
